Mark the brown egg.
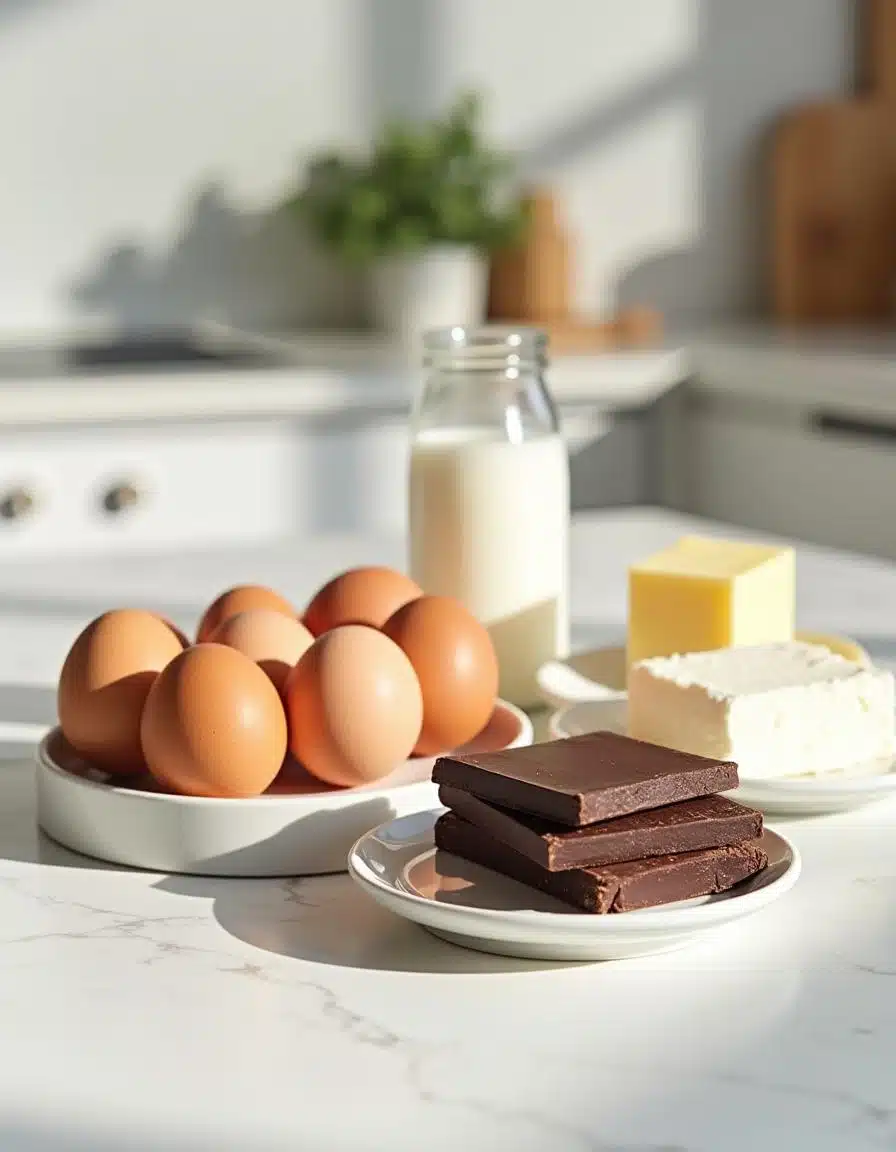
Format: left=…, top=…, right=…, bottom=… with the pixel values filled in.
left=196, top=584, right=296, bottom=643
left=303, top=566, right=422, bottom=637
left=210, top=609, right=314, bottom=694
left=141, top=643, right=287, bottom=798
left=57, top=609, right=184, bottom=774
left=382, top=595, right=498, bottom=756
left=284, top=624, right=423, bottom=787
left=158, top=617, right=190, bottom=648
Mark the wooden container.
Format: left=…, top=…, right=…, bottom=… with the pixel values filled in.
left=488, top=188, right=662, bottom=351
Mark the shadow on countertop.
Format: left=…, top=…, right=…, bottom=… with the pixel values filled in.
left=155, top=867, right=587, bottom=977
left=0, top=731, right=579, bottom=974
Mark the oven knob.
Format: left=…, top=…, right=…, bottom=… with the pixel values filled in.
left=0, top=487, right=36, bottom=521
left=102, top=481, right=141, bottom=515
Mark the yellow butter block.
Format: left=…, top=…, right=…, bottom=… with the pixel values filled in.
left=627, top=536, right=795, bottom=667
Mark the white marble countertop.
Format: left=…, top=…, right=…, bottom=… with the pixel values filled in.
left=0, top=325, right=687, bottom=427
left=6, top=321, right=896, bottom=429
left=1, top=507, right=895, bottom=1151
left=693, top=323, right=896, bottom=418
left=7, top=320, right=896, bottom=429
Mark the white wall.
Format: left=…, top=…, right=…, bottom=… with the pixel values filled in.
left=0, top=0, right=854, bottom=334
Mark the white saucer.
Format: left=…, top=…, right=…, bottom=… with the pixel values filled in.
left=551, top=698, right=896, bottom=817
left=36, top=701, right=532, bottom=877
left=348, top=810, right=800, bottom=962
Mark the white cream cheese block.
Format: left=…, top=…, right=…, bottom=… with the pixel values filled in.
left=628, top=642, right=895, bottom=779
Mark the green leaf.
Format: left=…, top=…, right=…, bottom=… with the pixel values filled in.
left=284, top=89, right=523, bottom=263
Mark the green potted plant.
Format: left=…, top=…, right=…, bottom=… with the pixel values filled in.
left=288, top=92, right=524, bottom=340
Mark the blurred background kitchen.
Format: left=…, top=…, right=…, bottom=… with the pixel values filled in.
left=0, top=0, right=893, bottom=580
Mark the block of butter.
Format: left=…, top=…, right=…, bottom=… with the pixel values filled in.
left=627, top=536, right=794, bottom=667
left=629, top=641, right=895, bottom=779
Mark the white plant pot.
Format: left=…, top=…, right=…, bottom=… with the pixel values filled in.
left=368, top=246, right=487, bottom=343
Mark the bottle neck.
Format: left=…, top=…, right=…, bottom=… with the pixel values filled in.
left=414, top=334, right=558, bottom=443
left=422, top=325, right=547, bottom=377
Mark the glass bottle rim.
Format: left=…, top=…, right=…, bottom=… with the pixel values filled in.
left=423, top=326, right=547, bottom=371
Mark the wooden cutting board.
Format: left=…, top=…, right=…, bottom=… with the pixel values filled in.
left=772, top=0, right=896, bottom=322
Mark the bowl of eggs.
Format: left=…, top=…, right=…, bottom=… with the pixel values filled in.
left=36, top=567, right=532, bottom=876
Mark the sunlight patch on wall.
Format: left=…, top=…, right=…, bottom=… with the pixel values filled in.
left=444, top=0, right=699, bottom=149
left=555, top=97, right=701, bottom=317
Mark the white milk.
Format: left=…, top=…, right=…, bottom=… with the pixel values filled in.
left=409, top=428, right=569, bottom=707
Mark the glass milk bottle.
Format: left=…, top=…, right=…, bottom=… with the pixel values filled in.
left=408, top=327, right=570, bottom=708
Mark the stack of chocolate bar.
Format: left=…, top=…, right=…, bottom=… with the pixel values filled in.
left=431, top=731, right=767, bottom=914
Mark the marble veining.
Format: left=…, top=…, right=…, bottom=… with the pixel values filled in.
left=0, top=510, right=894, bottom=1150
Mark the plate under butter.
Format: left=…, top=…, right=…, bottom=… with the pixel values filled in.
left=550, top=696, right=896, bottom=817
left=536, top=631, right=870, bottom=712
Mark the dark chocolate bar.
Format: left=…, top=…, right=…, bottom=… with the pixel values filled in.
left=438, top=786, right=762, bottom=870
left=435, top=813, right=767, bottom=914
left=432, top=731, right=738, bottom=827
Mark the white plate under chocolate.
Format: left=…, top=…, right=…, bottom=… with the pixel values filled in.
left=550, top=698, right=896, bottom=817
left=348, top=810, right=800, bottom=962
left=36, top=700, right=532, bottom=877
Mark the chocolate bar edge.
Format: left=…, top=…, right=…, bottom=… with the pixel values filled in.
left=433, top=756, right=740, bottom=828
left=434, top=812, right=768, bottom=915
left=432, top=757, right=582, bottom=823
left=437, top=785, right=763, bottom=870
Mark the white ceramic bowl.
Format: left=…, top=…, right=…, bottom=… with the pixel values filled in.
left=36, top=701, right=533, bottom=877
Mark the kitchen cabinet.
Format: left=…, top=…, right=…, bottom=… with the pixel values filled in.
left=0, top=332, right=683, bottom=558
left=0, top=406, right=633, bottom=558
left=678, top=390, right=896, bottom=558
left=662, top=326, right=896, bottom=559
